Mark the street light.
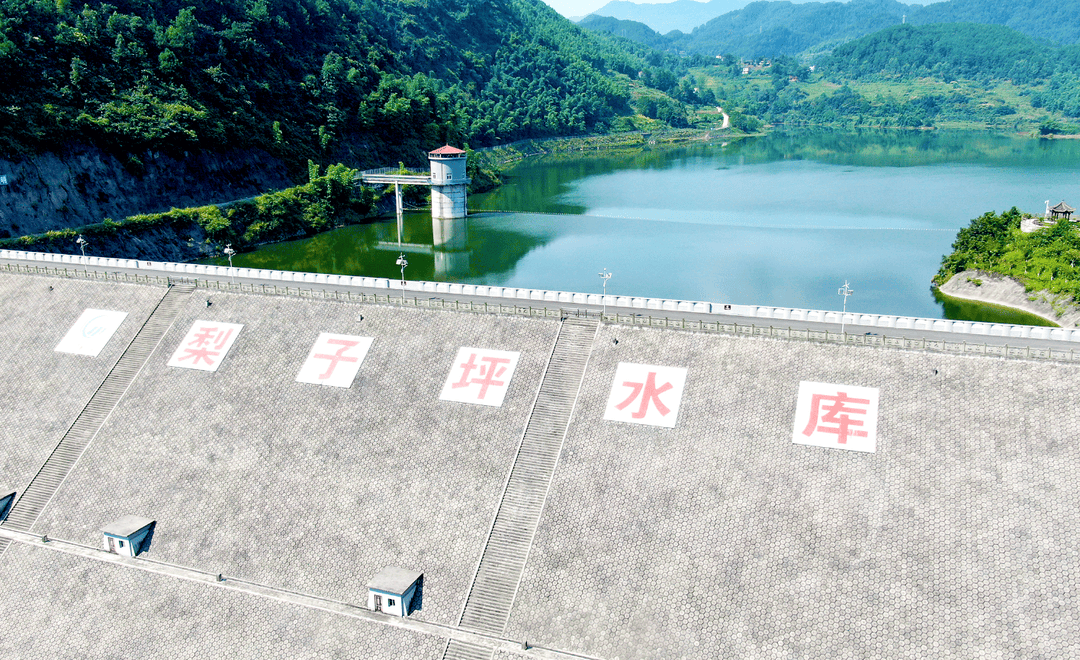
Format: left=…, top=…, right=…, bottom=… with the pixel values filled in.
left=75, top=235, right=87, bottom=257
left=396, top=253, right=408, bottom=302
left=598, top=268, right=612, bottom=319
left=223, top=244, right=236, bottom=284
left=838, top=280, right=854, bottom=335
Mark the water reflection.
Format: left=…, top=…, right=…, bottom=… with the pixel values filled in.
left=204, top=211, right=549, bottom=284
left=206, top=130, right=1080, bottom=321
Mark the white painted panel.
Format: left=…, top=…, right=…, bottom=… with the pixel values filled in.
left=573, top=293, right=587, bottom=304
left=631, top=298, right=646, bottom=309
left=677, top=302, right=692, bottom=312
left=167, top=321, right=244, bottom=372
left=662, top=300, right=678, bottom=311
left=970, top=323, right=989, bottom=335
left=792, top=381, right=880, bottom=453
left=693, top=303, right=709, bottom=313
left=449, top=284, right=463, bottom=294
left=877, top=317, right=895, bottom=328
left=439, top=347, right=520, bottom=407
left=296, top=333, right=373, bottom=388
left=603, top=362, right=687, bottom=428
left=55, top=309, right=128, bottom=356
left=587, top=294, right=600, bottom=305
left=646, top=299, right=662, bottom=310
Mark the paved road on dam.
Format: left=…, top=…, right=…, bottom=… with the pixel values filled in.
left=5, top=254, right=1079, bottom=356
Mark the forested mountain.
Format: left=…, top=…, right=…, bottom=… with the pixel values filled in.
left=818, top=23, right=1070, bottom=81
left=582, top=0, right=1080, bottom=59
left=670, top=0, right=907, bottom=58
left=0, top=0, right=689, bottom=170
left=578, top=15, right=673, bottom=51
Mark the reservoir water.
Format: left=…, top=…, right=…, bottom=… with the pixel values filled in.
left=208, top=130, right=1080, bottom=320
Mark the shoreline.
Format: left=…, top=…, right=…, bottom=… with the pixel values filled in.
left=937, top=269, right=1080, bottom=328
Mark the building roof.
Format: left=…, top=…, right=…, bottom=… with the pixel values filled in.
left=429, top=145, right=466, bottom=156
left=101, top=515, right=155, bottom=537
left=1050, top=201, right=1075, bottom=213
left=368, top=567, right=423, bottom=594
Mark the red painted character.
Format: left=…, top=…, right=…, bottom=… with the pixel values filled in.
left=802, top=392, right=870, bottom=444
left=313, top=338, right=360, bottom=379
left=452, top=353, right=511, bottom=400
left=615, top=371, right=673, bottom=419
left=178, top=326, right=234, bottom=366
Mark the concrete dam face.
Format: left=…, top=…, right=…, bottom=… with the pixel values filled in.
left=0, top=262, right=1077, bottom=660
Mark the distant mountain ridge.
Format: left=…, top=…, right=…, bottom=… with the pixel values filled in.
left=582, top=0, right=1080, bottom=58
left=586, top=0, right=756, bottom=34
left=588, top=0, right=943, bottom=35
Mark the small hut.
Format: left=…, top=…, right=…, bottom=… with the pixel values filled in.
left=1049, top=201, right=1075, bottom=220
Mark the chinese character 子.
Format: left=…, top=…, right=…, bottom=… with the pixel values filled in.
left=295, top=333, right=373, bottom=387
left=167, top=321, right=244, bottom=372
left=603, top=363, right=688, bottom=428
left=313, top=338, right=360, bottom=379
left=802, top=392, right=869, bottom=444
left=615, top=371, right=673, bottom=419
left=451, top=353, right=510, bottom=400
left=177, top=326, right=233, bottom=366
left=439, top=347, right=521, bottom=407
left=792, top=381, right=880, bottom=453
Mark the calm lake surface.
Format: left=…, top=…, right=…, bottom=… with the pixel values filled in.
left=210, top=130, right=1080, bottom=320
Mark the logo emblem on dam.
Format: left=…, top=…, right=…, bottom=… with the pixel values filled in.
left=55, top=309, right=128, bottom=356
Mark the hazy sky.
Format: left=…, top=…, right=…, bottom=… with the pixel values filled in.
left=541, top=0, right=674, bottom=18
left=541, top=0, right=940, bottom=19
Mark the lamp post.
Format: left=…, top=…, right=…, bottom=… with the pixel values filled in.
left=837, top=280, right=854, bottom=335
left=598, top=268, right=612, bottom=319
left=223, top=244, right=236, bottom=284
left=396, top=254, right=408, bottom=302
left=75, top=235, right=87, bottom=258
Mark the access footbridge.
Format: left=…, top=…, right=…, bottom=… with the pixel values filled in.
left=2, top=249, right=1078, bottom=359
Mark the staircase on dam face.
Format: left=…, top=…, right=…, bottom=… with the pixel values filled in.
left=443, top=317, right=598, bottom=660
left=0, top=284, right=194, bottom=552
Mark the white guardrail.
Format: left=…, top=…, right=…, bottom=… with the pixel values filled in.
left=3, top=249, right=1077, bottom=343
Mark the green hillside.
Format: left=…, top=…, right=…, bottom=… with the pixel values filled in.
left=0, top=0, right=694, bottom=171
left=580, top=0, right=1080, bottom=60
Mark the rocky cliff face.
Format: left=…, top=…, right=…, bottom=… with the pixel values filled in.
left=0, top=145, right=293, bottom=238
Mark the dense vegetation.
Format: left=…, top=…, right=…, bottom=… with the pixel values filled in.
left=0, top=0, right=697, bottom=173
left=0, top=162, right=372, bottom=254
left=584, top=0, right=1080, bottom=59
left=935, top=208, right=1080, bottom=302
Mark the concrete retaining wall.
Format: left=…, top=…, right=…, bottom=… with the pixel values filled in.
left=4, top=249, right=1077, bottom=343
